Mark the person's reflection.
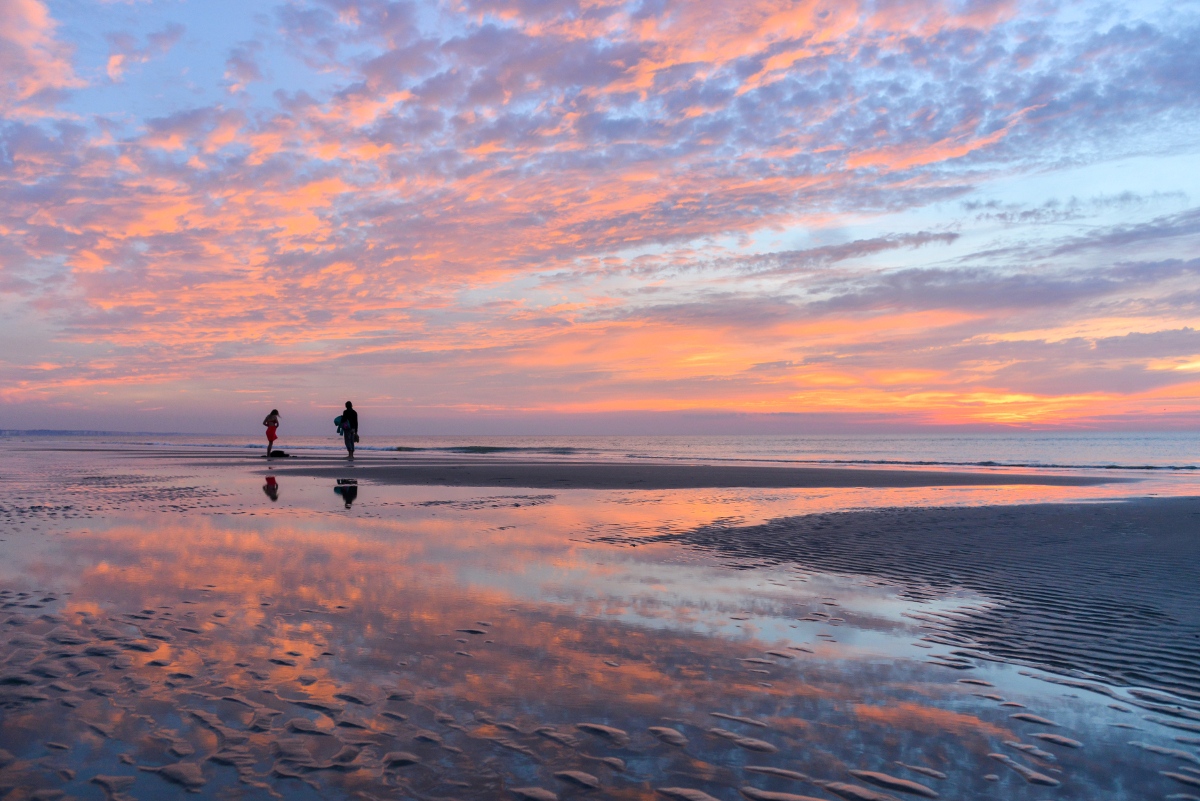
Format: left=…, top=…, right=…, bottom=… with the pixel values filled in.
left=334, top=479, right=358, bottom=509
left=262, top=475, right=280, bottom=502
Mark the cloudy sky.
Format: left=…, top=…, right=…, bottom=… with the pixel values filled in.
left=2, top=0, right=1199, bottom=433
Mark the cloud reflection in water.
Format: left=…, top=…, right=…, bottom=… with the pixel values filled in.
left=0, top=463, right=1192, bottom=799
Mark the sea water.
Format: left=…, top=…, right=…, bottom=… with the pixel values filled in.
left=6, top=431, right=1200, bottom=470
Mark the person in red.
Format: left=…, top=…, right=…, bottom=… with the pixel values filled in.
left=263, top=409, right=280, bottom=456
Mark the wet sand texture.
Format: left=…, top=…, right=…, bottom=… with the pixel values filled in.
left=0, top=564, right=1193, bottom=800
left=593, top=497, right=1200, bottom=696
left=1, top=450, right=1197, bottom=800
left=274, top=460, right=1121, bottom=490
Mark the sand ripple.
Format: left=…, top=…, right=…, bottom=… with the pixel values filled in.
left=594, top=498, right=1200, bottom=696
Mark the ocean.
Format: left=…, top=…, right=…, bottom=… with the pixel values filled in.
left=6, top=430, right=1199, bottom=470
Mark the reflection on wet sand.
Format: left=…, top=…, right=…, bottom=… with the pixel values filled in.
left=593, top=499, right=1200, bottom=696
left=335, top=479, right=358, bottom=509
left=0, top=452, right=1197, bottom=800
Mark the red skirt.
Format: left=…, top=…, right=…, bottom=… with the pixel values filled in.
left=266, top=425, right=278, bottom=442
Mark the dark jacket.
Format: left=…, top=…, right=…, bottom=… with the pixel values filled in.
left=342, top=408, right=358, bottom=430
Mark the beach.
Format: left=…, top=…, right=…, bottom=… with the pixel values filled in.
left=9, top=0, right=1200, bottom=797
left=276, top=458, right=1123, bottom=489
left=0, top=441, right=1198, bottom=800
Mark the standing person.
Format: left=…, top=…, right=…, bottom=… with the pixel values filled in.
left=341, top=401, right=358, bottom=459
left=263, top=409, right=280, bottom=456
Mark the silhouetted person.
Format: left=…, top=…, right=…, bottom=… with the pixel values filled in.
left=341, top=401, right=358, bottom=459
left=334, top=480, right=358, bottom=508
left=262, top=475, right=279, bottom=501
left=263, top=409, right=280, bottom=456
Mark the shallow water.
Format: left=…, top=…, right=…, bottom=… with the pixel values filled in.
left=10, top=430, right=1200, bottom=471
left=0, top=447, right=1198, bottom=800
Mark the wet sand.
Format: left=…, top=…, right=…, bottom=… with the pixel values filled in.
left=593, top=497, right=1200, bottom=697
left=1, top=445, right=1197, bottom=800
left=271, top=458, right=1123, bottom=490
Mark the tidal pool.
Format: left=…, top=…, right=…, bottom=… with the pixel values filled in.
left=0, top=446, right=1197, bottom=800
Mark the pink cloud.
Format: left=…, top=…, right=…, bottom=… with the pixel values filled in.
left=1, top=0, right=1199, bottom=429
left=105, top=22, right=184, bottom=82
left=0, top=0, right=82, bottom=113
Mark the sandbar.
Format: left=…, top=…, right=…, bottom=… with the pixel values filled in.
left=271, top=458, right=1127, bottom=490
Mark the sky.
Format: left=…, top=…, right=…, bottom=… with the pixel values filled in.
left=2, top=0, right=1199, bottom=434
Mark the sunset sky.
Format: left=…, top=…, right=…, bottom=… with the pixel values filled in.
left=2, top=0, right=1199, bottom=433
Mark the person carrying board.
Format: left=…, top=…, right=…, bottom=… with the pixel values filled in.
left=336, top=401, right=359, bottom=459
